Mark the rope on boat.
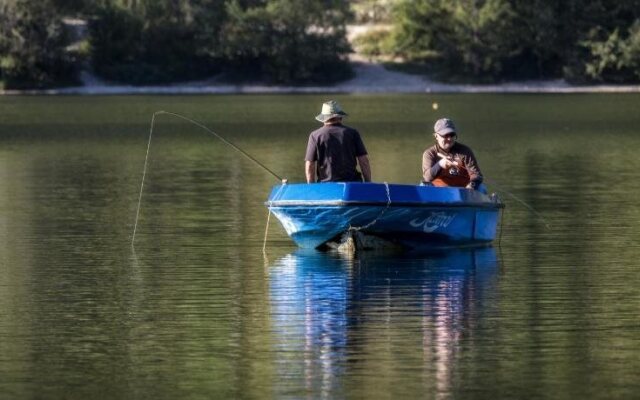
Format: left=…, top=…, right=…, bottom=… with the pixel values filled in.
left=348, top=181, right=391, bottom=232
left=263, top=208, right=272, bottom=254
left=263, top=183, right=287, bottom=253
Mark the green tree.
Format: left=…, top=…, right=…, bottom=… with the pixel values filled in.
left=88, top=0, right=225, bottom=84
left=0, top=0, right=78, bottom=89
left=391, top=0, right=451, bottom=62
left=578, top=21, right=640, bottom=83
left=391, top=0, right=520, bottom=81
left=390, top=0, right=640, bottom=82
left=503, top=1, right=564, bottom=79
left=192, top=0, right=229, bottom=61
left=352, top=0, right=394, bottom=24
left=560, top=0, right=640, bottom=82
left=51, top=0, right=94, bottom=14
left=220, top=0, right=353, bottom=84
left=451, top=0, right=519, bottom=78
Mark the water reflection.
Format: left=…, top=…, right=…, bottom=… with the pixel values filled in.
left=268, top=247, right=500, bottom=398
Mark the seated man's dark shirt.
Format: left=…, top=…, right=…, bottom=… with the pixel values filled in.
left=305, top=123, right=368, bottom=182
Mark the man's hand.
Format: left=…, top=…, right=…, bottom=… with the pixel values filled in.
left=357, top=155, right=372, bottom=182
left=438, top=158, right=458, bottom=169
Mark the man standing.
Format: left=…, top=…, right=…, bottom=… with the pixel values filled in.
left=422, top=118, right=483, bottom=190
left=305, top=100, right=371, bottom=183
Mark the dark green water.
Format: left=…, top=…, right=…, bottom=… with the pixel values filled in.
left=1, top=94, right=639, bottom=399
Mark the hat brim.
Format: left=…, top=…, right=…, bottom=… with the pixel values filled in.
left=435, top=127, right=456, bottom=136
left=315, top=111, right=347, bottom=122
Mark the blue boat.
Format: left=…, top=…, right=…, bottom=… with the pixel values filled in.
left=266, top=182, right=504, bottom=250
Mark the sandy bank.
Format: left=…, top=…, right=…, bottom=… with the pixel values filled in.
left=3, top=61, right=640, bottom=95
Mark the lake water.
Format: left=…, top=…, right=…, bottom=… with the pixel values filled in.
left=1, top=94, right=639, bottom=399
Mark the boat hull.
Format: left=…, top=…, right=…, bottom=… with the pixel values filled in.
left=266, top=183, right=503, bottom=250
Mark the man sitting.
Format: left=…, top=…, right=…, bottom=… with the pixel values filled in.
left=422, top=118, right=484, bottom=191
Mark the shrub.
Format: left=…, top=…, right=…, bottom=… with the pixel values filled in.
left=0, top=0, right=78, bottom=89
left=391, top=0, right=521, bottom=82
left=352, top=28, right=394, bottom=60
left=88, top=1, right=219, bottom=84
left=220, top=0, right=353, bottom=84
left=578, top=22, right=640, bottom=83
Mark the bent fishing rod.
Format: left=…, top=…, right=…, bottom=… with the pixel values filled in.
left=132, top=111, right=285, bottom=247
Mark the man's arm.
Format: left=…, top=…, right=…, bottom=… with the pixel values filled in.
left=422, top=150, right=440, bottom=182
left=423, top=150, right=457, bottom=182
left=462, top=150, right=483, bottom=189
left=305, top=160, right=316, bottom=183
left=357, top=155, right=371, bottom=182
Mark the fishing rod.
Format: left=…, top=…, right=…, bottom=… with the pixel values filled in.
left=154, top=111, right=283, bottom=181
left=437, top=152, right=551, bottom=228
left=132, top=111, right=285, bottom=247
left=482, top=178, right=551, bottom=229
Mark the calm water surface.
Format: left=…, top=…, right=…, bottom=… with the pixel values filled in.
left=1, top=94, right=639, bottom=399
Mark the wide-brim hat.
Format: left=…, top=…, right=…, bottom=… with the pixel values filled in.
left=315, top=100, right=348, bottom=122
left=434, top=117, right=457, bottom=136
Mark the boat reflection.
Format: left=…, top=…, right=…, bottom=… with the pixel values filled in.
left=268, top=247, right=500, bottom=397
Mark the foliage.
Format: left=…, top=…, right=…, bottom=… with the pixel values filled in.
left=391, top=0, right=520, bottom=81
left=51, top=0, right=94, bottom=14
left=559, top=0, right=640, bottom=83
left=451, top=0, right=520, bottom=78
left=352, top=29, right=394, bottom=60
left=5, top=0, right=640, bottom=87
left=88, top=0, right=222, bottom=84
left=578, top=22, right=640, bottom=83
left=503, top=1, right=564, bottom=79
left=219, top=0, right=353, bottom=84
left=390, top=0, right=640, bottom=83
left=192, top=0, right=229, bottom=61
left=0, top=0, right=78, bottom=89
left=517, top=0, right=640, bottom=82
left=87, top=0, right=353, bottom=85
left=351, top=0, right=394, bottom=24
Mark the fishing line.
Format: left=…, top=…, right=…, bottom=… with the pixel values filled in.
left=132, top=111, right=284, bottom=247
left=482, top=177, right=551, bottom=229
left=498, top=207, right=505, bottom=246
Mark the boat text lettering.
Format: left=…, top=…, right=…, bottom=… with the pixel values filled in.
left=409, top=212, right=456, bottom=233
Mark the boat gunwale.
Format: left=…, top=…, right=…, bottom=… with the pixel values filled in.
left=266, top=200, right=505, bottom=209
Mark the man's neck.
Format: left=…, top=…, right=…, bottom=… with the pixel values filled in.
left=324, top=118, right=343, bottom=126
left=437, top=143, right=454, bottom=153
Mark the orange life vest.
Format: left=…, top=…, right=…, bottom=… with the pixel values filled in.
left=432, top=165, right=470, bottom=187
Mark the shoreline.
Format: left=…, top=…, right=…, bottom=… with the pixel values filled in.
left=3, top=61, right=640, bottom=95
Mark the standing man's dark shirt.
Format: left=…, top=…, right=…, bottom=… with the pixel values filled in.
left=305, top=123, right=368, bottom=182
